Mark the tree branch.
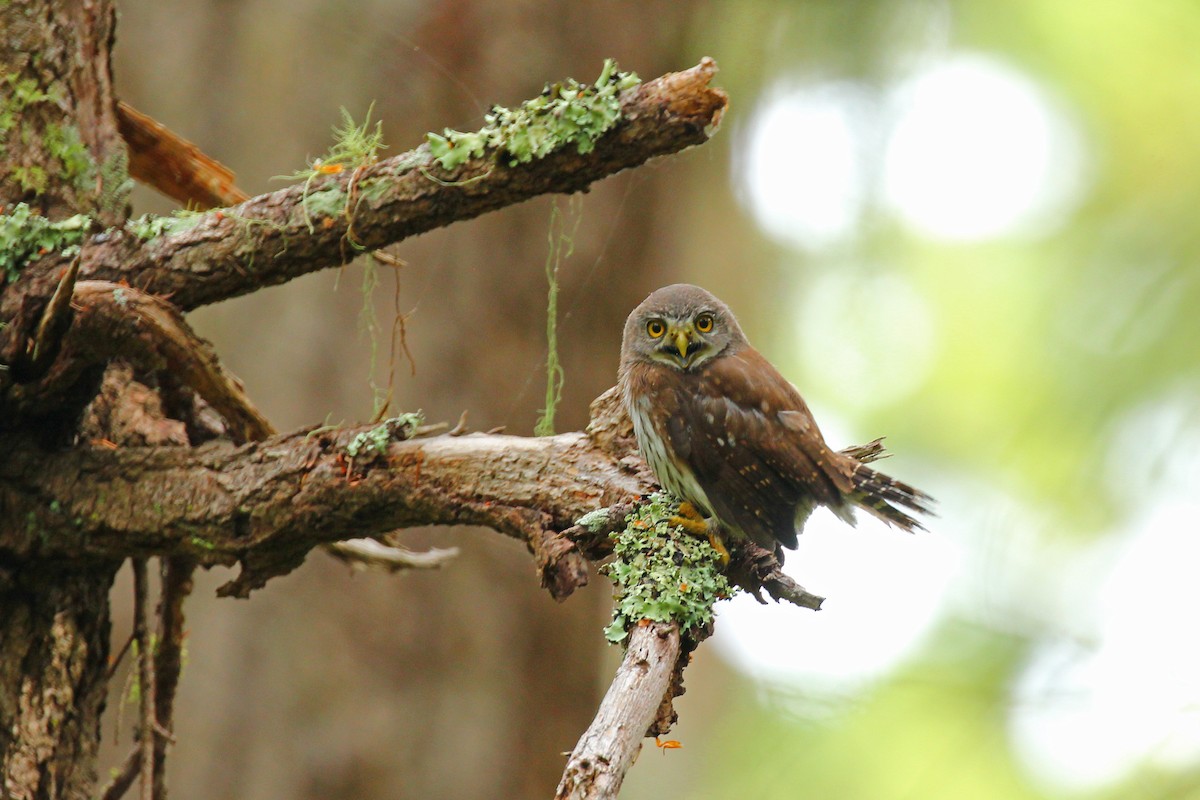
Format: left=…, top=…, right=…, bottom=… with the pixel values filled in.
left=7, top=281, right=273, bottom=442
left=0, top=410, right=648, bottom=597
left=555, top=622, right=682, bottom=800
left=0, top=59, right=727, bottom=372
left=0, top=382, right=847, bottom=610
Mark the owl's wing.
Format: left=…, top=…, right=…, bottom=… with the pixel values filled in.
left=667, top=347, right=854, bottom=549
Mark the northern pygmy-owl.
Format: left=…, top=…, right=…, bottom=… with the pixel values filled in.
left=618, top=283, right=931, bottom=556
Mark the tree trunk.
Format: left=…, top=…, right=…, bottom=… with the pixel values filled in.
left=2, top=2, right=128, bottom=797
left=1, top=564, right=118, bottom=800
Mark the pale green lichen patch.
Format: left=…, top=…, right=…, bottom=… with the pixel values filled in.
left=0, top=75, right=98, bottom=195
left=426, top=58, right=640, bottom=171
left=0, top=202, right=90, bottom=282
left=301, top=185, right=346, bottom=220
left=574, top=506, right=612, bottom=533
left=127, top=210, right=204, bottom=240
left=345, top=412, right=424, bottom=460
left=0, top=74, right=63, bottom=142
left=601, top=492, right=735, bottom=644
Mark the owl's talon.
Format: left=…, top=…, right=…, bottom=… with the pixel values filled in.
left=667, top=513, right=708, bottom=537
left=675, top=501, right=705, bottom=524
left=669, top=502, right=730, bottom=566
left=706, top=531, right=731, bottom=566
left=668, top=501, right=708, bottom=537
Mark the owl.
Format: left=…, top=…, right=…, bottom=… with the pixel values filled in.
left=618, top=283, right=931, bottom=557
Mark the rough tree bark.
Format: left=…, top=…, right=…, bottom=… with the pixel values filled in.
left=1, top=3, right=127, bottom=798
left=0, top=1, right=733, bottom=797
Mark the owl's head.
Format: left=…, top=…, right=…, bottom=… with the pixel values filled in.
left=620, top=284, right=748, bottom=371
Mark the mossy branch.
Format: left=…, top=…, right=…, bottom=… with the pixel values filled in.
left=600, top=492, right=734, bottom=645
left=0, top=58, right=727, bottom=375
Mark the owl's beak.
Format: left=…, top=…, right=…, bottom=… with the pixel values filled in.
left=673, top=328, right=692, bottom=361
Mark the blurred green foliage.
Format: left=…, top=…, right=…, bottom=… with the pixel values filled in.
left=625, top=2, right=1200, bottom=799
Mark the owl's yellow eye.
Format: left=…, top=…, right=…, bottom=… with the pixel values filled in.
left=646, top=319, right=666, bottom=338
left=695, top=313, right=714, bottom=333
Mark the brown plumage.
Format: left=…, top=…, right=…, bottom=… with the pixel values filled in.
left=618, top=283, right=932, bottom=553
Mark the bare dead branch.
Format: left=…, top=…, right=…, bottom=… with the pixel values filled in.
left=117, top=101, right=249, bottom=210
left=97, top=748, right=140, bottom=800
left=730, top=544, right=826, bottom=610
left=555, top=622, right=682, bottom=800
left=23, top=255, right=80, bottom=378
left=325, top=539, right=460, bottom=572
left=131, top=558, right=156, bottom=800
left=151, top=557, right=192, bottom=799
left=98, top=558, right=193, bottom=800
left=0, top=415, right=648, bottom=597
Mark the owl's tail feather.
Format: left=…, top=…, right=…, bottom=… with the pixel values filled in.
left=843, top=442, right=934, bottom=533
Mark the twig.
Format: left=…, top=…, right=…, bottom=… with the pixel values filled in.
left=97, top=748, right=140, bottom=800
left=152, top=557, right=194, bottom=799
left=29, top=254, right=80, bottom=362
left=131, top=558, right=156, bottom=800
left=98, top=559, right=193, bottom=800
left=730, top=543, right=826, bottom=611
left=325, top=539, right=460, bottom=572
left=555, top=621, right=682, bottom=800
left=447, top=410, right=470, bottom=436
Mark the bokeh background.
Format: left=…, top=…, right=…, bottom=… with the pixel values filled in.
left=101, top=1, right=1200, bottom=798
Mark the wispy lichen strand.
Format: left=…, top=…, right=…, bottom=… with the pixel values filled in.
left=426, top=59, right=641, bottom=171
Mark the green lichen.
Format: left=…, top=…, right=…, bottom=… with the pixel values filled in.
left=345, top=412, right=424, bottom=460
left=426, top=58, right=640, bottom=171
left=44, top=122, right=96, bottom=191
left=276, top=105, right=385, bottom=234
left=0, top=202, right=91, bottom=282
left=601, top=492, right=735, bottom=645
left=301, top=185, right=346, bottom=219
left=127, top=209, right=204, bottom=240
left=0, top=75, right=98, bottom=195
left=0, top=74, right=60, bottom=142
left=10, top=164, right=46, bottom=195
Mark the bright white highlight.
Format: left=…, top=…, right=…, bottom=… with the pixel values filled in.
left=737, top=54, right=1085, bottom=247
left=738, top=83, right=869, bottom=250
left=1009, top=395, right=1200, bottom=792
left=883, top=55, right=1085, bottom=240
left=713, top=501, right=959, bottom=693
left=1010, top=501, right=1200, bottom=792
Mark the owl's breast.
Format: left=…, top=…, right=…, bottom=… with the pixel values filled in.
left=619, top=363, right=714, bottom=515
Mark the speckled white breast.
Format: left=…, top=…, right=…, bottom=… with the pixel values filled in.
left=625, top=392, right=714, bottom=515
